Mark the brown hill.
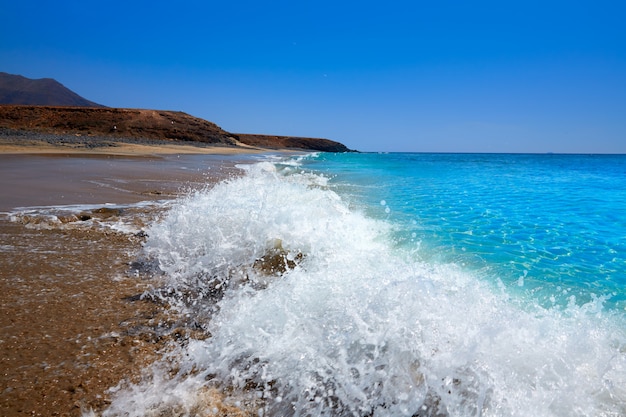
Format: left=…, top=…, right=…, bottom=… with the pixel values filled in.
left=0, top=72, right=103, bottom=107
left=0, top=105, right=351, bottom=152
left=236, top=133, right=351, bottom=153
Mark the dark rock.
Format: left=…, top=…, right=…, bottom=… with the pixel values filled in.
left=91, top=207, right=122, bottom=218
left=253, top=238, right=304, bottom=276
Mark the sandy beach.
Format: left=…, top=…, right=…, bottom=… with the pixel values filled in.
left=0, top=138, right=266, bottom=416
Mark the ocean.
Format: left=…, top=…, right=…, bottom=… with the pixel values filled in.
left=97, top=152, right=626, bottom=416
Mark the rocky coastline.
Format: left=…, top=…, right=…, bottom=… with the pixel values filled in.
left=0, top=127, right=227, bottom=151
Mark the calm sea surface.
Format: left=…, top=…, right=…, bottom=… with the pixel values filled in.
left=99, top=152, right=626, bottom=417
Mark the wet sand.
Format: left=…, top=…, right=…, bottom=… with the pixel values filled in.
left=0, top=145, right=263, bottom=416
left=0, top=220, right=165, bottom=416
left=0, top=153, right=249, bottom=211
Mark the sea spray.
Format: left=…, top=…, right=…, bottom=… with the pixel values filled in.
left=97, top=156, right=626, bottom=417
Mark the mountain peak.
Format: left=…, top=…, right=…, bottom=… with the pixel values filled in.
left=0, top=72, right=104, bottom=107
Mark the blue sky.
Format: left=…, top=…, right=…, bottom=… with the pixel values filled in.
left=1, top=0, right=625, bottom=152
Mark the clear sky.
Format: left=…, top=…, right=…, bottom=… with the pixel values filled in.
left=1, top=0, right=625, bottom=153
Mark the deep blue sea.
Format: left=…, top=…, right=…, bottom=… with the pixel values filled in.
left=100, top=152, right=626, bottom=417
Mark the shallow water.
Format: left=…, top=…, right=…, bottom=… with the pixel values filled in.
left=310, top=153, right=626, bottom=310
left=97, top=153, right=626, bottom=417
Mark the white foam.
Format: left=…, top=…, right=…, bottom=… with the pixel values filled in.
left=98, top=160, right=626, bottom=417
left=7, top=200, right=168, bottom=234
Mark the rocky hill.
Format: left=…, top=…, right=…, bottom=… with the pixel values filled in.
left=0, top=72, right=103, bottom=107
left=0, top=72, right=351, bottom=151
left=0, top=105, right=237, bottom=145
left=0, top=105, right=351, bottom=152
left=236, top=133, right=351, bottom=152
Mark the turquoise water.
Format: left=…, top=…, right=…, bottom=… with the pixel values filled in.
left=100, top=152, right=626, bottom=417
left=307, top=153, right=626, bottom=311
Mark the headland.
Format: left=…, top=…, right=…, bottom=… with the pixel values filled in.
left=0, top=105, right=352, bottom=155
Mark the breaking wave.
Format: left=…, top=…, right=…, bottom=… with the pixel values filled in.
left=96, top=158, right=626, bottom=417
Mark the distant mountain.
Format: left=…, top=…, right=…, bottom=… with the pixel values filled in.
left=0, top=72, right=103, bottom=107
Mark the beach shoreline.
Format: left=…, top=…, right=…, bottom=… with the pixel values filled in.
left=0, top=130, right=291, bottom=211
left=0, top=138, right=271, bottom=416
